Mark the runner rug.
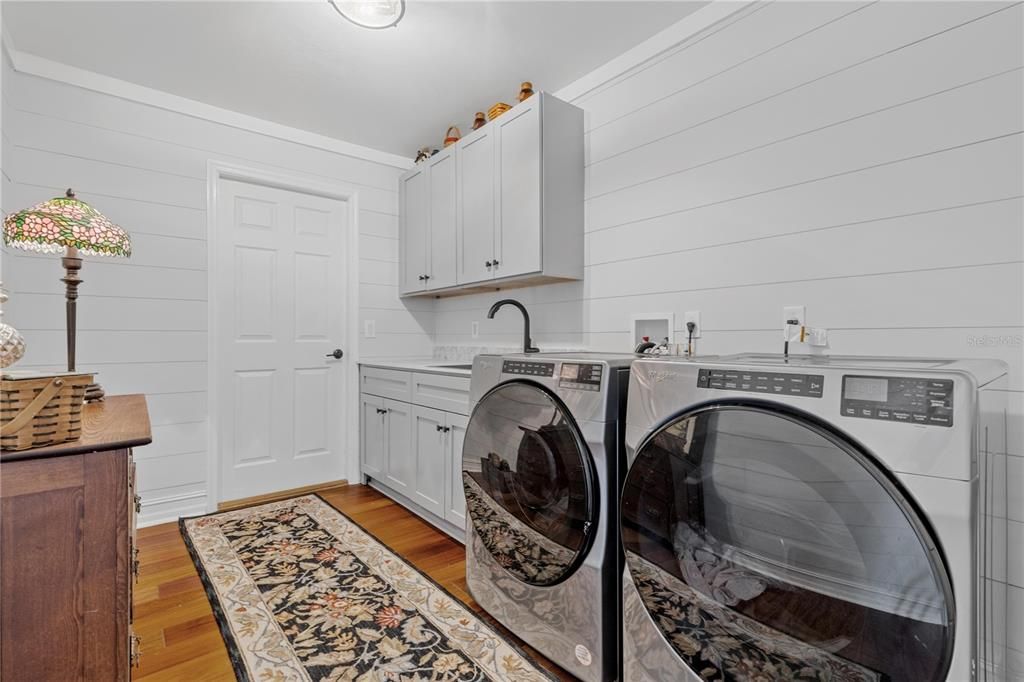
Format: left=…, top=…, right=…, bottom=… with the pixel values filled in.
left=180, top=494, right=556, bottom=681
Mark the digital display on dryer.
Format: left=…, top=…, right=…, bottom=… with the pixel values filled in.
left=844, top=377, right=888, bottom=402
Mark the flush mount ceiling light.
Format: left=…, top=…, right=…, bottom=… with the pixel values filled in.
left=328, top=0, right=405, bottom=29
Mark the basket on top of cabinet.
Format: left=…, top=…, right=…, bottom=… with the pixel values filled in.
left=399, top=92, right=584, bottom=298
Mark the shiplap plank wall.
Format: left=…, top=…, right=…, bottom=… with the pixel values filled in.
left=432, top=1, right=1024, bottom=672
left=0, top=52, right=432, bottom=525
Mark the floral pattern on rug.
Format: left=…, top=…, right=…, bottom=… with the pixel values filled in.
left=627, top=553, right=882, bottom=682
left=181, top=495, right=556, bottom=682
left=462, top=475, right=577, bottom=585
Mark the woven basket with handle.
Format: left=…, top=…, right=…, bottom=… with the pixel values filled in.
left=1, top=373, right=92, bottom=451
left=443, top=126, right=461, bottom=147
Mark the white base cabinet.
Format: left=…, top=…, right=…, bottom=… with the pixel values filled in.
left=359, top=366, right=470, bottom=540
left=399, top=92, right=584, bottom=298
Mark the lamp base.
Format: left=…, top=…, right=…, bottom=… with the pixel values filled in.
left=84, top=382, right=105, bottom=403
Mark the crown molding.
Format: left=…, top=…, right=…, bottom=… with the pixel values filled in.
left=2, top=36, right=413, bottom=171
left=554, top=1, right=754, bottom=105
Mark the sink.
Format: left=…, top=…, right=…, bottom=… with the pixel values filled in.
left=430, top=363, right=473, bottom=370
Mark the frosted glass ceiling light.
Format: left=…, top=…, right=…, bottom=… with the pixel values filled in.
left=328, top=0, right=405, bottom=29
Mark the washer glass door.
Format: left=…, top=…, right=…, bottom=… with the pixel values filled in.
left=621, top=403, right=954, bottom=682
left=463, top=381, right=596, bottom=586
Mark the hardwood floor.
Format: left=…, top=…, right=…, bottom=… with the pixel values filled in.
left=133, top=483, right=574, bottom=681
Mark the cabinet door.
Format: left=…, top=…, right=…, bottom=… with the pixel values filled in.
left=444, top=412, right=468, bottom=529
left=427, top=147, right=457, bottom=290
left=494, top=99, right=542, bottom=278
left=360, top=394, right=386, bottom=478
left=399, top=165, right=429, bottom=295
left=457, top=128, right=496, bottom=284
left=411, top=405, right=446, bottom=518
left=384, top=399, right=413, bottom=494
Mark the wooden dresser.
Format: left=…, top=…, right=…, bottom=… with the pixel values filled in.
left=0, top=395, right=151, bottom=681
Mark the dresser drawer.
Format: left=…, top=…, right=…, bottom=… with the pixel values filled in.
left=360, top=368, right=413, bottom=402
left=411, top=373, right=471, bottom=415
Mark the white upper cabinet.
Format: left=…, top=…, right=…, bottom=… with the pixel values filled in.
left=426, top=146, right=458, bottom=289
left=494, top=98, right=542, bottom=278
left=457, top=125, right=497, bottom=285
left=400, top=92, right=583, bottom=297
left=399, top=164, right=429, bottom=295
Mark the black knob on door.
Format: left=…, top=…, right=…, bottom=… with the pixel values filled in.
left=492, top=259, right=499, bottom=266
left=418, top=274, right=426, bottom=281
left=326, top=349, right=344, bottom=359
left=485, top=260, right=493, bottom=267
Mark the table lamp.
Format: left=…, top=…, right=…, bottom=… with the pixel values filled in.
left=3, top=189, right=132, bottom=401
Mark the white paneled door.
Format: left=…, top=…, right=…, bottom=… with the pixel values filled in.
left=216, top=178, right=349, bottom=502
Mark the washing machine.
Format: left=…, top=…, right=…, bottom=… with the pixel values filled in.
left=462, top=352, right=639, bottom=681
left=620, top=354, right=1009, bottom=682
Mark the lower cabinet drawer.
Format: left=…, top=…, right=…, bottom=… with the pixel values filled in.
left=361, top=367, right=413, bottom=402
left=411, top=373, right=471, bottom=415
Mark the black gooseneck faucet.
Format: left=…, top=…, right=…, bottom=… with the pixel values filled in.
left=487, top=299, right=539, bottom=353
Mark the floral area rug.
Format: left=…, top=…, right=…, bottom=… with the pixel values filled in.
left=180, top=494, right=557, bottom=682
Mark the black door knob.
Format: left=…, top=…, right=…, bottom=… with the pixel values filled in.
left=326, top=349, right=344, bottom=359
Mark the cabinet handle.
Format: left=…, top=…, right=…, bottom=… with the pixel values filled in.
left=492, top=259, right=499, bottom=266
left=435, top=424, right=444, bottom=432
left=424, top=274, right=431, bottom=280
left=443, top=426, right=451, bottom=433
left=418, top=274, right=425, bottom=281
left=485, top=260, right=492, bottom=268
left=376, top=407, right=387, bottom=415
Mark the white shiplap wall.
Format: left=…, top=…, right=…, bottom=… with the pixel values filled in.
left=0, top=51, right=433, bottom=525
left=432, top=1, right=1024, bottom=673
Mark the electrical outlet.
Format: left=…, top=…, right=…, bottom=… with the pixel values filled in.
left=471, top=321, right=479, bottom=339
left=783, top=305, right=805, bottom=327
left=683, top=311, right=702, bottom=338
left=364, top=320, right=376, bottom=338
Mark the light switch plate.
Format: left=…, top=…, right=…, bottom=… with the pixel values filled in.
left=364, top=320, right=376, bottom=338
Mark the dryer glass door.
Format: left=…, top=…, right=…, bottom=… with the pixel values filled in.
left=621, top=403, right=954, bottom=682
left=463, top=381, right=596, bottom=586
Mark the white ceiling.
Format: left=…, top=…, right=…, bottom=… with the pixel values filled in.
left=2, top=1, right=705, bottom=157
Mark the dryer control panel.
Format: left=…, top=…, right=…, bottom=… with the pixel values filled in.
left=502, top=360, right=554, bottom=377
left=841, top=375, right=953, bottom=427
left=697, top=368, right=824, bottom=397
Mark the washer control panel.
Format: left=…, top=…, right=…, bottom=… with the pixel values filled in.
left=697, top=368, right=824, bottom=397
left=502, top=360, right=554, bottom=378
left=841, top=375, right=953, bottom=427
left=558, top=363, right=603, bottom=391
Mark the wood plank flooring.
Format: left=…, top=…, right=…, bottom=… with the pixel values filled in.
left=133, top=483, right=574, bottom=681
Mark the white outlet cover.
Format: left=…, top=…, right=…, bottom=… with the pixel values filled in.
left=782, top=305, right=805, bottom=327
left=683, top=311, right=702, bottom=338
left=364, top=319, right=376, bottom=338
left=471, top=321, right=479, bottom=338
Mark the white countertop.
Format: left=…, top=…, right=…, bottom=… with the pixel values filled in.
left=358, top=357, right=473, bottom=378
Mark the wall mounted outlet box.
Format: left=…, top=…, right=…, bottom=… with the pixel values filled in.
left=783, top=305, right=805, bottom=328
left=683, top=311, right=702, bottom=338
left=631, top=313, right=674, bottom=348
left=364, top=320, right=376, bottom=338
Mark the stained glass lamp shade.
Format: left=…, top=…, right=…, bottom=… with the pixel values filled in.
left=2, top=190, right=131, bottom=400
left=3, top=190, right=131, bottom=257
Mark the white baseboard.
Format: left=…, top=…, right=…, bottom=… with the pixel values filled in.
left=366, top=478, right=465, bottom=545
left=137, top=490, right=208, bottom=528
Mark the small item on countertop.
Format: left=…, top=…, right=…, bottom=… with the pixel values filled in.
left=472, top=112, right=487, bottom=130
left=488, top=102, right=512, bottom=120
left=443, top=126, right=462, bottom=147
left=0, top=285, right=25, bottom=369
left=634, top=336, right=656, bottom=354
left=518, top=81, right=534, bottom=102
left=0, top=371, right=93, bottom=451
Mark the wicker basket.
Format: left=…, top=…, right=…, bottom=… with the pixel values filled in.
left=1, top=373, right=92, bottom=451
left=488, top=102, right=512, bottom=121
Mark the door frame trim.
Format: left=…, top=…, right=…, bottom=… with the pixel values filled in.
left=205, top=159, right=362, bottom=513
